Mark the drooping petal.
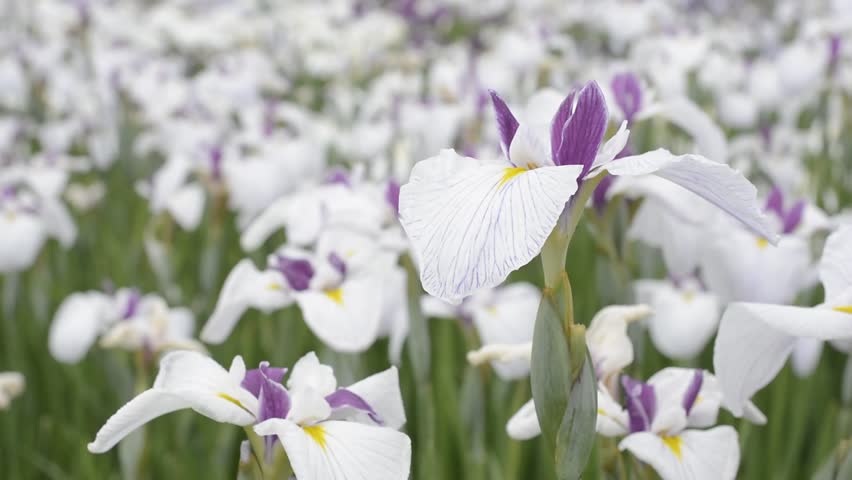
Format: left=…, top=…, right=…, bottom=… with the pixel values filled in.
left=399, top=149, right=583, bottom=303
left=506, top=399, right=541, bottom=440
left=200, top=260, right=293, bottom=344
left=49, top=291, right=112, bottom=363
left=253, top=419, right=412, bottom=480
left=153, top=351, right=258, bottom=424
left=295, top=275, right=384, bottom=353
left=341, top=367, right=406, bottom=430
left=603, top=150, right=778, bottom=243
left=820, top=225, right=852, bottom=301
left=489, top=90, right=520, bottom=158
left=619, top=426, right=740, bottom=480
left=791, top=337, right=824, bottom=378
left=40, top=197, right=77, bottom=247
left=713, top=303, right=852, bottom=416
left=587, top=305, right=652, bottom=388
left=88, top=390, right=189, bottom=453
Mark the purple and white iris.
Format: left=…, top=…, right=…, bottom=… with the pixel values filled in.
left=88, top=351, right=411, bottom=480
left=399, top=81, right=777, bottom=303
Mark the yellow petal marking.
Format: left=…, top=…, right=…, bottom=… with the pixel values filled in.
left=755, top=238, right=769, bottom=249
left=304, top=425, right=327, bottom=450
left=267, top=283, right=283, bottom=291
left=662, top=435, right=683, bottom=460
left=497, top=167, right=526, bottom=189
left=325, top=288, right=344, bottom=305
left=833, top=306, right=852, bottom=314
left=216, top=393, right=255, bottom=417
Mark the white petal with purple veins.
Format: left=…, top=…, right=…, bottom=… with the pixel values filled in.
left=602, top=149, right=778, bottom=243
left=399, top=149, right=583, bottom=303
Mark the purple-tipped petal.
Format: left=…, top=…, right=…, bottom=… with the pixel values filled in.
left=765, top=186, right=784, bottom=217
left=622, top=375, right=656, bottom=433
left=611, top=73, right=642, bottom=124
left=782, top=200, right=805, bottom=234
left=326, top=388, right=383, bottom=425
left=256, top=366, right=291, bottom=463
left=830, top=35, right=842, bottom=69
left=385, top=179, right=400, bottom=216
left=328, top=252, right=348, bottom=277
left=242, top=361, right=288, bottom=398
left=274, top=256, right=314, bottom=291
left=554, top=81, right=609, bottom=176
left=488, top=90, right=520, bottom=158
left=682, top=370, right=704, bottom=415
left=550, top=92, right=576, bottom=162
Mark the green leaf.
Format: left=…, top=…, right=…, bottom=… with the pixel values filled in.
left=531, top=286, right=598, bottom=480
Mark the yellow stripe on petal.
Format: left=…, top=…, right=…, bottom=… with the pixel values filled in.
left=755, top=238, right=769, bottom=249
left=325, top=288, right=344, bottom=305
left=662, top=435, right=683, bottom=460
left=833, top=306, right=852, bottom=314
left=304, top=425, right=327, bottom=450
left=497, top=167, right=526, bottom=189
left=216, top=393, right=255, bottom=417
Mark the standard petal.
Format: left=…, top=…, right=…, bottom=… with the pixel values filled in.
left=49, top=291, right=112, bottom=363
left=489, top=90, right=520, bottom=158
left=200, top=259, right=293, bottom=344
left=88, top=390, right=189, bottom=453
left=342, top=367, right=406, bottom=430
left=554, top=81, right=609, bottom=174
left=254, top=419, right=412, bottom=480
left=619, top=426, right=740, bottom=480
left=713, top=303, right=852, bottom=416
left=603, top=150, right=778, bottom=243
left=506, top=399, right=541, bottom=440
left=295, top=276, right=384, bottom=353
left=819, top=225, right=852, bottom=301
left=399, top=149, right=583, bottom=302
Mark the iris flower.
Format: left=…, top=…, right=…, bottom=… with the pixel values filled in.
left=399, top=81, right=776, bottom=302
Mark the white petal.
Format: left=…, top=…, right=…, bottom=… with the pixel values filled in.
left=296, top=276, right=384, bottom=353
left=713, top=303, right=852, bottom=416
left=587, top=305, right=652, bottom=386
left=399, top=149, right=583, bottom=303
left=153, top=351, right=258, bottom=424
left=591, top=121, right=630, bottom=170
left=40, top=198, right=77, bottom=247
left=636, top=280, right=719, bottom=360
left=597, top=387, right=629, bottom=437
left=620, top=426, right=740, bottom=480
left=239, top=196, right=292, bottom=251
left=88, top=389, right=189, bottom=453
left=49, top=291, right=112, bottom=363
left=343, top=367, right=406, bottom=430
left=0, top=212, right=46, bottom=272
left=648, top=368, right=721, bottom=429
left=603, top=150, right=778, bottom=243
left=820, top=225, right=852, bottom=301
left=200, top=260, right=293, bottom=344
left=700, top=231, right=810, bottom=304
left=791, top=337, right=824, bottom=378
left=470, top=283, right=539, bottom=379
left=508, top=123, right=553, bottom=168
left=506, top=399, right=541, bottom=440
left=254, top=419, right=412, bottom=480
left=166, top=183, right=205, bottom=231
